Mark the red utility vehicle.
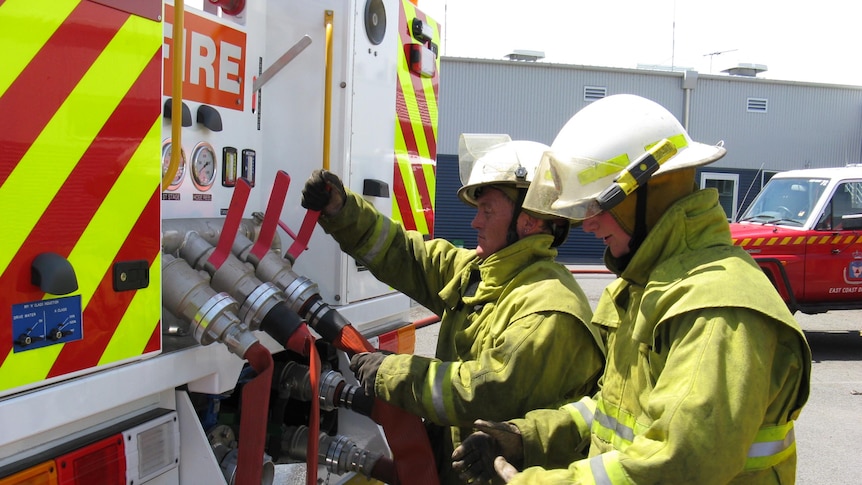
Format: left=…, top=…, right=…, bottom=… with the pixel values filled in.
left=730, top=166, right=862, bottom=314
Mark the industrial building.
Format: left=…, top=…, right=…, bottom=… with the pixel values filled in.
left=433, top=56, right=862, bottom=262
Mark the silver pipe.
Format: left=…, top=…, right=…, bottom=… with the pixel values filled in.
left=280, top=426, right=383, bottom=478
left=161, top=254, right=257, bottom=358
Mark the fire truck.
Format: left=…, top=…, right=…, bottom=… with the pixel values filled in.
left=0, top=0, right=441, bottom=483
left=731, top=165, right=862, bottom=314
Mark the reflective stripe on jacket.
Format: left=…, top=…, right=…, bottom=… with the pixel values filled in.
left=511, top=188, right=811, bottom=484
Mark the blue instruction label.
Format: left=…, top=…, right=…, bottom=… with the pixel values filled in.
left=11, top=295, right=83, bottom=352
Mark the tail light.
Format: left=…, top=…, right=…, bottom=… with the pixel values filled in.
left=56, top=435, right=125, bottom=485
left=0, top=461, right=58, bottom=485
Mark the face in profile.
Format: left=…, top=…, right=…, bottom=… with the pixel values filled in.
left=582, top=211, right=632, bottom=258
left=471, top=187, right=515, bottom=259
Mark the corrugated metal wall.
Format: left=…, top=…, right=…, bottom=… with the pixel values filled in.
left=433, top=56, right=862, bottom=263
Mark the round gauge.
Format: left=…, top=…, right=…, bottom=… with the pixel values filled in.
left=161, top=138, right=186, bottom=191
left=191, top=142, right=217, bottom=191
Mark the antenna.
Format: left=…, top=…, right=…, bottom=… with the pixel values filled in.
left=703, top=49, right=738, bottom=73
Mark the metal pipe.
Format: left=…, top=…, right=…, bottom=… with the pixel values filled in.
left=161, top=254, right=257, bottom=358
left=274, top=362, right=375, bottom=417
left=279, top=426, right=395, bottom=484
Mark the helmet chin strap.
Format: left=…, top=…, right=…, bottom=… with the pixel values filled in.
left=629, top=183, right=650, bottom=254
left=506, top=188, right=527, bottom=246
left=615, top=184, right=649, bottom=272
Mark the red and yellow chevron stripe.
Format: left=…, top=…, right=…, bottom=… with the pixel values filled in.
left=0, top=0, right=162, bottom=394
left=392, top=0, right=439, bottom=237
left=733, top=234, right=862, bottom=247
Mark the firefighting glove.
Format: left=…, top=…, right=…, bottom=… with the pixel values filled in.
left=301, top=169, right=346, bottom=216
left=349, top=351, right=390, bottom=397
left=451, top=419, right=524, bottom=483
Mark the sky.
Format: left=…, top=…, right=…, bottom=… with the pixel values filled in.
left=418, top=0, right=862, bottom=86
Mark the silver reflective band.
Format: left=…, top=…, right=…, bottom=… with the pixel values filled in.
left=432, top=361, right=451, bottom=425
left=748, top=427, right=795, bottom=458
left=594, top=408, right=635, bottom=442
left=363, top=217, right=393, bottom=263
left=590, top=455, right=613, bottom=485
left=571, top=400, right=595, bottom=428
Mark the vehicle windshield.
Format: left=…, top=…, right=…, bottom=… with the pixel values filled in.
left=738, top=177, right=829, bottom=226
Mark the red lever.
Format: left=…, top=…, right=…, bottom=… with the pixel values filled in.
left=209, top=178, right=251, bottom=269
left=208, top=0, right=245, bottom=16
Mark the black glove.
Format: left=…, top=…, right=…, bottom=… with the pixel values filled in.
left=452, top=419, right=523, bottom=483
left=301, top=169, right=346, bottom=216
left=349, top=351, right=389, bottom=397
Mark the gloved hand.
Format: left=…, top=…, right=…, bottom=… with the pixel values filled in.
left=349, top=351, right=389, bottom=397
left=451, top=419, right=523, bottom=483
left=301, top=169, right=346, bottom=216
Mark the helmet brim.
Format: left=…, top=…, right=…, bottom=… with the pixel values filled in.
left=654, top=141, right=726, bottom=176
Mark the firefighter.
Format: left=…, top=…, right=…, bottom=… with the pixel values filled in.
left=301, top=137, right=606, bottom=484
left=452, top=94, right=812, bottom=484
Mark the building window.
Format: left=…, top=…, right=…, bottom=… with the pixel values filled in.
left=584, top=86, right=607, bottom=101
left=747, top=97, right=768, bottom=113
left=701, top=172, right=739, bottom=220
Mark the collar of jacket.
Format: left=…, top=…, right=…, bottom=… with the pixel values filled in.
left=594, top=188, right=728, bottom=331
left=439, top=234, right=557, bottom=310
left=604, top=188, right=729, bottom=285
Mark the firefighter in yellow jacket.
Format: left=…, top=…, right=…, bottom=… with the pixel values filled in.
left=452, top=94, right=812, bottom=484
left=301, top=136, right=605, bottom=483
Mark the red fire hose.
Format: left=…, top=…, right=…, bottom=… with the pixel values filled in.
left=236, top=342, right=273, bottom=485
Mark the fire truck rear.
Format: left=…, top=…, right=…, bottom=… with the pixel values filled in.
left=731, top=165, right=862, bottom=314
left=0, top=0, right=441, bottom=483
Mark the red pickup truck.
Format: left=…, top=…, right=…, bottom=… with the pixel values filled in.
left=730, top=166, right=862, bottom=314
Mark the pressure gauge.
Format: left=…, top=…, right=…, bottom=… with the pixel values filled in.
left=161, top=138, right=186, bottom=191
left=191, top=141, right=217, bottom=191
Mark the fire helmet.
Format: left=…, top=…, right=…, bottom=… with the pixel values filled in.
left=457, top=134, right=571, bottom=247
left=523, top=94, right=726, bottom=222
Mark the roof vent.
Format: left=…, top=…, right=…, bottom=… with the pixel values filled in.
left=722, top=63, right=768, bottom=77
left=505, top=50, right=545, bottom=62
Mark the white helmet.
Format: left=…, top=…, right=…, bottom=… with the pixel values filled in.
left=457, top=134, right=549, bottom=206
left=523, top=94, right=726, bottom=221
left=457, top=134, right=571, bottom=247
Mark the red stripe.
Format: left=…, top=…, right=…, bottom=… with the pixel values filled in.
left=48, top=188, right=160, bottom=377
left=395, top=83, right=420, bottom=156
left=392, top=159, right=417, bottom=231
left=404, top=7, right=439, bottom=233
left=0, top=51, right=160, bottom=367
left=412, top=163, right=435, bottom=236
left=143, top=316, right=161, bottom=354
left=0, top=1, right=129, bottom=186
left=394, top=3, right=439, bottom=235
left=405, top=8, right=438, bottom=158
left=393, top=85, right=418, bottom=230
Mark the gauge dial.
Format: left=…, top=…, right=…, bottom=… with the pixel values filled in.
left=161, top=139, right=186, bottom=191
left=191, top=142, right=217, bottom=191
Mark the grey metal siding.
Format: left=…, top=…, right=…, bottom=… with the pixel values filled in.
left=434, top=56, right=862, bottom=263
left=691, top=78, right=862, bottom=171
left=434, top=154, right=477, bottom=249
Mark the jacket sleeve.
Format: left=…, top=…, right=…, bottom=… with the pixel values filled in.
left=509, top=307, right=804, bottom=484
left=510, top=396, right=595, bottom=469
left=318, top=191, right=469, bottom=315
left=375, top=309, right=604, bottom=427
